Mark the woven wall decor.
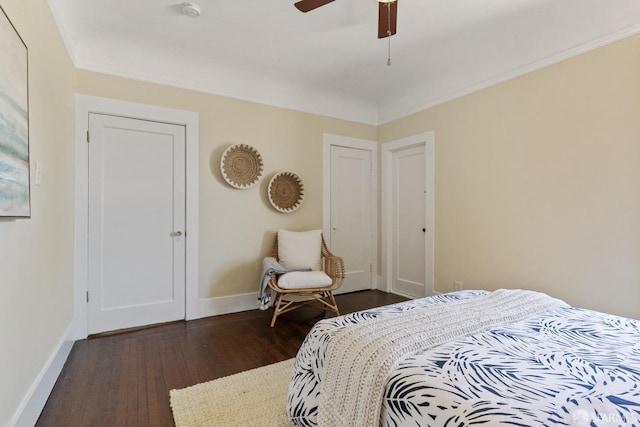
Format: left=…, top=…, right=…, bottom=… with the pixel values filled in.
left=268, top=171, right=304, bottom=213
left=220, top=144, right=264, bottom=189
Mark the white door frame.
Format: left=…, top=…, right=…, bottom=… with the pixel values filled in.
left=382, top=132, right=435, bottom=297
left=323, top=133, right=378, bottom=289
left=73, top=95, right=199, bottom=339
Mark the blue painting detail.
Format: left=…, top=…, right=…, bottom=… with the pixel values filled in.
left=0, top=6, right=29, bottom=218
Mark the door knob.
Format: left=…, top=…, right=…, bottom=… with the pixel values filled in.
left=170, top=231, right=183, bottom=237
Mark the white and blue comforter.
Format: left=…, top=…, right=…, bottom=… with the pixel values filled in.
left=287, top=290, right=640, bottom=426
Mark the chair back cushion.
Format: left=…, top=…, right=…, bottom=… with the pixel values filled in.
left=278, top=229, right=322, bottom=271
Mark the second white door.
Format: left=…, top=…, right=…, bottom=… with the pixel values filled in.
left=329, top=145, right=373, bottom=293
left=87, top=113, right=186, bottom=334
left=391, top=144, right=426, bottom=297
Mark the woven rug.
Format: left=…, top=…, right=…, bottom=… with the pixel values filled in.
left=170, top=358, right=294, bottom=427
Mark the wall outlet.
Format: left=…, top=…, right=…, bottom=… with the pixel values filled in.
left=454, top=281, right=463, bottom=291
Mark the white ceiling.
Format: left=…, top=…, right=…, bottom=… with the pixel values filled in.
left=47, top=0, right=640, bottom=124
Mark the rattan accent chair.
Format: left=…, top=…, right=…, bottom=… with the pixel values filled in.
left=267, top=232, right=345, bottom=327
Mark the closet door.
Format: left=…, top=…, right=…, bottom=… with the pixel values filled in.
left=330, top=145, right=374, bottom=293
left=390, top=143, right=426, bottom=298
left=87, top=113, right=186, bottom=334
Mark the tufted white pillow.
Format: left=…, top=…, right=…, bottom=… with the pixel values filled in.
left=278, top=229, right=322, bottom=271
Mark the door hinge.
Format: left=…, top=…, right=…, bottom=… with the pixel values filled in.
left=86, top=291, right=89, bottom=303
left=370, top=263, right=373, bottom=272
left=86, top=130, right=90, bottom=143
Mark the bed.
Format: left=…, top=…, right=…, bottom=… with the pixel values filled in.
left=287, top=289, right=640, bottom=426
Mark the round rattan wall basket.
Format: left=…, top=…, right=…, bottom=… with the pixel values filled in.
left=220, top=144, right=264, bottom=189
left=268, top=171, right=304, bottom=213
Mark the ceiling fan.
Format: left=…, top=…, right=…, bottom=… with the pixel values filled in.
left=294, top=0, right=398, bottom=39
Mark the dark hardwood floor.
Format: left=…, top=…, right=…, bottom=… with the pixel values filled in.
left=36, top=290, right=407, bottom=426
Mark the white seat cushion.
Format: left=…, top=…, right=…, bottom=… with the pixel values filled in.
left=277, top=271, right=332, bottom=290
left=277, top=229, right=322, bottom=271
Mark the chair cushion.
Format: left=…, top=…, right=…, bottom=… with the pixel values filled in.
left=277, top=229, right=322, bottom=271
left=277, top=271, right=332, bottom=290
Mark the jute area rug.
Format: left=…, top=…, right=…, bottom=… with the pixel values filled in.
left=170, top=358, right=294, bottom=427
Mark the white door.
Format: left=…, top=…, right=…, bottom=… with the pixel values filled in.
left=87, top=113, right=186, bottom=334
left=391, top=144, right=426, bottom=297
left=329, top=145, right=373, bottom=293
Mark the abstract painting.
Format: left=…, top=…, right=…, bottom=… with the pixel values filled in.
left=0, top=5, right=29, bottom=218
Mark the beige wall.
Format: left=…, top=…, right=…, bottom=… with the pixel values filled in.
left=379, top=36, right=640, bottom=319
left=75, top=71, right=377, bottom=298
left=0, top=0, right=75, bottom=424
left=2, top=3, right=639, bottom=421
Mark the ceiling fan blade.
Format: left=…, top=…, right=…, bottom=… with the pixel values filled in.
left=378, top=0, right=398, bottom=39
left=294, top=0, right=335, bottom=12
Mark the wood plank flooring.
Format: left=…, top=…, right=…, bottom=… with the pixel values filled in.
left=36, top=290, right=407, bottom=426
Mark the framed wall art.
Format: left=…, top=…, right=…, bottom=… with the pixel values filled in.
left=0, top=5, right=30, bottom=218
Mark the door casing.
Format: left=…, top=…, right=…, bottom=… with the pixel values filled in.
left=74, top=95, right=199, bottom=340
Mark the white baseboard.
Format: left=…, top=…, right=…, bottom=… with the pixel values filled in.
left=11, top=323, right=74, bottom=427
left=198, top=292, right=260, bottom=318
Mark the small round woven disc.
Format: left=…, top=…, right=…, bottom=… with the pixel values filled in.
left=268, top=171, right=304, bottom=213
left=220, top=144, right=264, bottom=189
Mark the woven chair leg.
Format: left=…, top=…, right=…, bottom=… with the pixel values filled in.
left=327, top=291, right=339, bottom=316
left=270, top=293, right=284, bottom=327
